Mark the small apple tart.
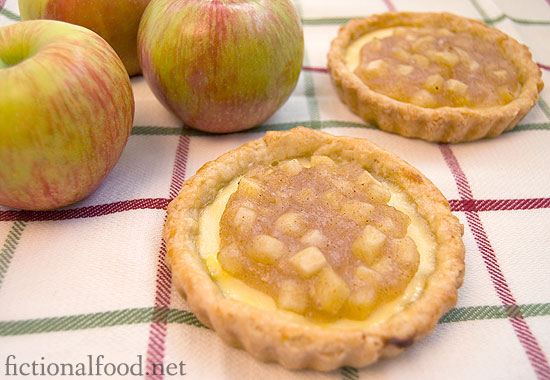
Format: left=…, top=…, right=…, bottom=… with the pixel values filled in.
left=164, top=127, right=465, bottom=370
left=327, top=12, right=543, bottom=143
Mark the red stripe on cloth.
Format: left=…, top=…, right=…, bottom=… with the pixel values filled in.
left=440, top=145, right=550, bottom=379
left=0, top=0, right=6, bottom=10
left=538, top=63, right=550, bottom=71
left=383, top=0, right=396, bottom=12
left=145, top=135, right=190, bottom=380
left=449, top=198, right=550, bottom=212
left=0, top=198, right=170, bottom=221
left=303, top=66, right=329, bottom=74
left=169, top=136, right=191, bottom=199
left=2, top=195, right=546, bottom=223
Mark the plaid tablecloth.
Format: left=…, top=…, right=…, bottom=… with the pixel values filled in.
left=1, top=0, right=549, bottom=378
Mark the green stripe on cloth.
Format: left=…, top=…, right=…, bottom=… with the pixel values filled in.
left=513, top=123, right=550, bottom=131
left=469, top=0, right=492, bottom=24
left=131, top=121, right=549, bottom=137
left=339, top=366, right=359, bottom=380
left=1, top=303, right=548, bottom=337
left=131, top=121, right=374, bottom=136
left=439, top=303, right=550, bottom=323
left=0, top=7, right=20, bottom=21
left=0, top=221, right=27, bottom=290
left=538, top=98, right=550, bottom=121
left=302, top=18, right=350, bottom=26
left=0, top=308, right=154, bottom=336
left=301, top=15, right=550, bottom=27
left=295, top=0, right=321, bottom=127
left=0, top=308, right=206, bottom=336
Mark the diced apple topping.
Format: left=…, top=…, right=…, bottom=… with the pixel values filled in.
left=289, top=246, right=327, bottom=278
left=218, top=157, right=425, bottom=321
left=454, top=47, right=471, bottom=63
left=498, top=86, right=515, bottom=104
left=247, top=234, right=285, bottom=265
left=275, top=212, right=305, bottom=238
left=437, top=28, right=453, bottom=37
left=329, top=177, right=354, bottom=194
left=356, top=170, right=377, bottom=186
left=346, top=288, right=377, bottom=319
left=311, top=267, right=350, bottom=314
left=341, top=201, right=375, bottom=225
left=366, top=182, right=391, bottom=204
left=468, top=60, right=480, bottom=71
left=300, top=229, right=327, bottom=247
left=492, top=70, right=508, bottom=81
left=394, top=236, right=420, bottom=269
left=392, top=47, right=411, bottom=62
left=411, top=36, right=435, bottom=53
left=233, top=206, right=257, bottom=232
left=375, top=208, right=410, bottom=238
left=292, top=187, right=316, bottom=204
left=358, top=59, right=387, bottom=78
left=423, top=74, right=445, bottom=93
left=445, top=79, right=468, bottom=95
left=352, top=225, right=386, bottom=265
left=322, top=189, right=343, bottom=209
left=368, top=38, right=382, bottom=52
left=277, top=280, right=308, bottom=313
left=218, top=244, right=243, bottom=275
left=412, top=54, right=430, bottom=67
left=278, top=159, right=303, bottom=176
left=398, top=64, right=414, bottom=76
left=428, top=51, right=459, bottom=67
left=238, top=177, right=262, bottom=198
left=354, top=265, right=380, bottom=283
left=311, top=155, right=337, bottom=169
left=410, top=89, right=437, bottom=108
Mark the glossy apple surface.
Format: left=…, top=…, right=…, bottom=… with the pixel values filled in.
left=18, top=0, right=151, bottom=76
left=138, top=0, right=304, bottom=133
left=0, top=20, right=134, bottom=210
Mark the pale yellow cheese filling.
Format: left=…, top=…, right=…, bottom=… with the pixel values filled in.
left=197, top=161, right=437, bottom=330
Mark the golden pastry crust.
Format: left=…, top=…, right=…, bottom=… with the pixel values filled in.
left=327, top=12, right=544, bottom=143
left=164, top=127, right=465, bottom=370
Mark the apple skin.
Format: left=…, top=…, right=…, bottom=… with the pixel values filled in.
left=0, top=20, right=134, bottom=210
left=138, top=0, right=304, bottom=133
left=18, top=0, right=151, bottom=76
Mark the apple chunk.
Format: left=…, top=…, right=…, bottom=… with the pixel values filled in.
left=352, top=225, right=387, bottom=265
left=247, top=235, right=285, bottom=265
left=289, top=246, right=327, bottom=278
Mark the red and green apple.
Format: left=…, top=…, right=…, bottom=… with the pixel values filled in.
left=0, top=20, right=134, bottom=210
left=138, top=0, right=304, bottom=133
left=18, top=0, right=151, bottom=76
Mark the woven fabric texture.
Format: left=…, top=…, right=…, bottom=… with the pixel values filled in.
left=1, top=0, right=549, bottom=379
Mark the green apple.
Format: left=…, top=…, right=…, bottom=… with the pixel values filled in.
left=138, top=0, right=304, bottom=133
left=18, top=0, right=151, bottom=76
left=0, top=20, right=134, bottom=210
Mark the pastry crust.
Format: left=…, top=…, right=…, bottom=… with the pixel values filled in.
left=327, top=12, right=544, bottom=143
left=164, top=127, right=465, bottom=370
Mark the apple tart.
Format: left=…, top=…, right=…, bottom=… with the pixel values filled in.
left=164, top=127, right=465, bottom=370
left=327, top=12, right=544, bottom=143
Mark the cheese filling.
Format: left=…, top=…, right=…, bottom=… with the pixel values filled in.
left=197, top=158, right=437, bottom=329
